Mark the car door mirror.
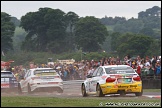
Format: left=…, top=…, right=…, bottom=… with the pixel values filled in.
left=87, top=74, right=92, bottom=78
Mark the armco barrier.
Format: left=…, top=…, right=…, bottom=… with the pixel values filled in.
left=142, top=79, right=161, bottom=89
left=63, top=79, right=161, bottom=89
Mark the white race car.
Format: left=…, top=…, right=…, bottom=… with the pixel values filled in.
left=81, top=65, right=142, bottom=97
left=19, top=68, right=63, bottom=94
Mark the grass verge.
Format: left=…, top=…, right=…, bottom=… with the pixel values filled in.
left=1, top=96, right=161, bottom=107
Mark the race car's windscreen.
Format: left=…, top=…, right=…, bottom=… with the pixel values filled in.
left=1, top=72, right=14, bottom=77
left=34, top=69, right=57, bottom=76
left=105, top=67, right=135, bottom=74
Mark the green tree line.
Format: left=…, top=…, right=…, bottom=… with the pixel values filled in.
left=1, top=6, right=161, bottom=65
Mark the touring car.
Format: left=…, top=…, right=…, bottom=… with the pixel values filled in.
left=81, top=65, right=143, bottom=97
left=1, top=70, right=20, bottom=93
left=18, top=68, right=63, bottom=94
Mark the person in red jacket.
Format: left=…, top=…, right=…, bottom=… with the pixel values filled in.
left=136, top=64, right=141, bottom=76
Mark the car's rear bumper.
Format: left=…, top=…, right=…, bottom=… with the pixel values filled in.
left=100, top=82, right=142, bottom=94
left=32, top=87, right=63, bottom=92
left=30, top=83, right=63, bottom=92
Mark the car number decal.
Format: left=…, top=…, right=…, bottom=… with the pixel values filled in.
left=118, top=78, right=132, bottom=83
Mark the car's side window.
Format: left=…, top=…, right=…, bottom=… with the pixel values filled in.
left=92, top=67, right=99, bottom=77
left=100, top=68, right=104, bottom=76
left=96, top=68, right=103, bottom=76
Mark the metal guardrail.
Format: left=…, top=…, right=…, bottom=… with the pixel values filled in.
left=63, top=80, right=84, bottom=85
left=63, top=80, right=84, bottom=89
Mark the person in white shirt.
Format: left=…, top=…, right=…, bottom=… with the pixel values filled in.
left=87, top=68, right=92, bottom=75
left=144, top=59, right=150, bottom=69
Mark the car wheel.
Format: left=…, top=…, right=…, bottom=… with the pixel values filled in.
left=96, top=84, right=105, bottom=97
left=119, top=91, right=126, bottom=96
left=18, top=84, right=22, bottom=94
left=135, top=88, right=143, bottom=96
left=57, top=89, right=63, bottom=93
left=81, top=84, right=87, bottom=97
left=27, top=84, right=32, bottom=94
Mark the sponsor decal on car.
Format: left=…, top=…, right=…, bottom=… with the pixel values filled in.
left=35, top=72, right=56, bottom=76
left=118, top=85, right=137, bottom=88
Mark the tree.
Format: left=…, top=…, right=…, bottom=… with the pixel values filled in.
left=10, top=17, right=20, bottom=27
left=20, top=8, right=68, bottom=53
left=138, top=6, right=161, bottom=19
left=139, top=27, right=154, bottom=37
left=128, top=35, right=153, bottom=58
left=20, top=8, right=51, bottom=52
left=74, top=16, right=109, bottom=52
left=146, top=39, right=161, bottom=56
left=110, top=32, right=121, bottom=51
left=116, top=33, right=153, bottom=58
left=13, top=27, right=27, bottom=52
left=1, top=12, right=15, bottom=53
left=99, top=16, right=126, bottom=25
left=44, top=8, right=67, bottom=53
left=64, top=11, right=79, bottom=52
left=138, top=6, right=161, bottom=29
left=101, top=36, right=111, bottom=52
left=114, top=18, right=144, bottom=33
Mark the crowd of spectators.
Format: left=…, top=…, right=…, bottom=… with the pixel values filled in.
left=3, top=55, right=161, bottom=81
left=122, top=55, right=161, bottom=79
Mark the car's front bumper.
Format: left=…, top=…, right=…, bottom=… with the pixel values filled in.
left=1, top=83, right=19, bottom=92
left=100, top=82, right=142, bottom=94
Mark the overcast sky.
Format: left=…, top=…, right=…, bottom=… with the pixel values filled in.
left=1, top=1, right=161, bottom=20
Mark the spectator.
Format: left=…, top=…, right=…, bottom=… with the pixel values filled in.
left=97, top=60, right=101, bottom=66
left=102, top=58, right=106, bottom=66
left=6, top=65, right=12, bottom=71
left=151, top=56, right=157, bottom=72
left=116, top=56, right=120, bottom=65
left=63, top=68, right=68, bottom=81
left=136, top=64, right=141, bottom=76
left=131, top=60, right=136, bottom=69
left=155, top=62, right=161, bottom=76
left=136, top=55, right=141, bottom=65
left=144, top=59, right=151, bottom=69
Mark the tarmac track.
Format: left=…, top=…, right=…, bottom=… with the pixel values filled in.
left=1, top=80, right=161, bottom=99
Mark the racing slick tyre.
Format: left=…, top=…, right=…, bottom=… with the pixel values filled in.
left=118, top=90, right=126, bottom=96
left=57, top=89, right=63, bottom=93
left=135, top=88, right=143, bottom=96
left=18, top=84, right=22, bottom=94
left=81, top=84, right=88, bottom=97
left=96, top=84, right=105, bottom=97
left=27, top=84, right=32, bottom=94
